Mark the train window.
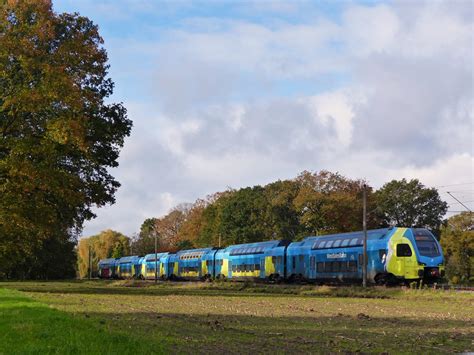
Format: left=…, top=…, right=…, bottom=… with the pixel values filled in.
left=319, top=241, right=326, bottom=249
left=250, top=264, right=255, bottom=271
left=326, top=240, right=334, bottom=248
left=397, top=244, right=412, bottom=257
left=272, top=256, right=276, bottom=263
left=341, top=239, right=349, bottom=247
left=333, top=240, right=341, bottom=248
left=345, top=261, right=352, bottom=272
left=310, top=256, right=315, bottom=270
left=324, top=262, right=333, bottom=272
left=333, top=262, right=340, bottom=272
left=349, top=239, right=358, bottom=246
left=340, top=261, right=347, bottom=272
left=317, top=262, right=324, bottom=272
left=415, top=234, right=440, bottom=257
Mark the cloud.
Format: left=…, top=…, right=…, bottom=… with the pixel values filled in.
left=75, top=0, right=473, bottom=236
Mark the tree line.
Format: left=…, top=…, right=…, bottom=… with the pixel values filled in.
left=130, top=172, right=448, bottom=252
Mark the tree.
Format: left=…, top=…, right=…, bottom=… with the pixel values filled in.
left=264, top=180, right=302, bottom=241
left=375, top=179, right=448, bottom=232
left=219, top=186, right=273, bottom=245
left=155, top=204, right=191, bottom=248
left=0, top=1, right=132, bottom=278
left=130, top=218, right=158, bottom=255
left=440, top=212, right=474, bottom=284
left=293, top=170, right=378, bottom=236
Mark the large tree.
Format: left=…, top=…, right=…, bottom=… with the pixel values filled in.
left=293, top=170, right=379, bottom=237
left=0, top=1, right=132, bottom=278
left=375, top=179, right=448, bottom=232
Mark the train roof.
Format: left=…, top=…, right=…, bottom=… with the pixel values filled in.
left=176, top=247, right=217, bottom=255
left=143, top=252, right=169, bottom=261
left=98, top=258, right=118, bottom=265
left=117, top=255, right=141, bottom=263
left=218, top=240, right=289, bottom=256
left=300, top=228, right=393, bottom=244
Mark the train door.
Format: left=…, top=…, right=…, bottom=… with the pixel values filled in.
left=395, top=243, right=416, bottom=278
left=260, top=258, right=265, bottom=278
left=309, top=256, right=316, bottom=280
left=222, top=259, right=229, bottom=278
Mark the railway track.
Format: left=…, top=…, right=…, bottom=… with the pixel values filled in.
left=429, top=284, right=474, bottom=291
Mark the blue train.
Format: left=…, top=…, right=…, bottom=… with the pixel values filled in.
left=98, top=227, right=445, bottom=285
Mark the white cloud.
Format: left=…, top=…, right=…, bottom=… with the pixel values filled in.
left=79, top=0, right=473, bottom=237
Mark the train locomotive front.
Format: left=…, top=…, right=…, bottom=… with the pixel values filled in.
left=286, top=227, right=444, bottom=285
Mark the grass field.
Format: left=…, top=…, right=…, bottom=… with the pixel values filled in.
left=1, top=281, right=473, bottom=354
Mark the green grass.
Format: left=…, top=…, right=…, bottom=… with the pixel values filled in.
left=1, top=280, right=473, bottom=353
left=0, top=287, right=163, bottom=354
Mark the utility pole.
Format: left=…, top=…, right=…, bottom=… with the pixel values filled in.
left=154, top=231, right=158, bottom=283
left=362, top=184, right=368, bottom=288
left=88, top=243, right=92, bottom=280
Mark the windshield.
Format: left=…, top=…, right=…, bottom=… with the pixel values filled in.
left=414, top=230, right=440, bottom=257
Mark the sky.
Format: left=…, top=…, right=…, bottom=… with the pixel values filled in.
left=53, top=0, right=474, bottom=237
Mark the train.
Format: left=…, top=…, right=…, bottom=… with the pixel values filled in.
left=97, top=227, right=445, bottom=285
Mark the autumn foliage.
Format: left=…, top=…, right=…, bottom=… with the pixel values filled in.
left=0, top=1, right=131, bottom=278
left=77, top=230, right=129, bottom=278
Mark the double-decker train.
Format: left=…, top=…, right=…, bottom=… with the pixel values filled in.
left=98, top=227, right=445, bottom=285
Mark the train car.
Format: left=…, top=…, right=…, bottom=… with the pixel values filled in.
left=116, top=256, right=141, bottom=279
left=287, top=227, right=444, bottom=284
left=98, top=258, right=118, bottom=279
left=168, top=248, right=219, bottom=280
left=214, top=240, right=290, bottom=281
left=140, top=253, right=169, bottom=280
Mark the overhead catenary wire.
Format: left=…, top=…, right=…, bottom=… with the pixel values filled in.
left=447, top=200, right=474, bottom=205
left=435, top=182, right=474, bottom=188
left=447, top=191, right=472, bottom=212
